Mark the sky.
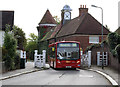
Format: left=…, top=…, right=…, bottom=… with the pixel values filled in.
left=0, top=0, right=119, bottom=38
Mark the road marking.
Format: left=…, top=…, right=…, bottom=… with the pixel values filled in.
left=89, top=69, right=118, bottom=86
left=79, top=75, right=93, bottom=78
left=96, top=70, right=118, bottom=86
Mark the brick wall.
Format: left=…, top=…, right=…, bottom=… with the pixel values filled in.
left=90, top=44, right=110, bottom=65
left=56, top=35, right=107, bottom=51
left=90, top=43, right=120, bottom=73
left=109, top=52, right=120, bottom=73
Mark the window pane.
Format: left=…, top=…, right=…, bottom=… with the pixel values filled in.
left=89, top=36, right=99, bottom=43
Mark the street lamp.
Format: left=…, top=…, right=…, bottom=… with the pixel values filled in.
left=91, top=5, right=104, bottom=69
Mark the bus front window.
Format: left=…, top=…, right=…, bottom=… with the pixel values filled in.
left=57, top=43, right=79, bottom=60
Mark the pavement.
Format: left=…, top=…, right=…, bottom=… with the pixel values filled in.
left=1, top=61, right=41, bottom=80
left=88, top=65, right=119, bottom=85
left=0, top=61, right=119, bottom=86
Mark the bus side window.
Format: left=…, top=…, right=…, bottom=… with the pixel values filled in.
left=48, top=47, right=55, bottom=58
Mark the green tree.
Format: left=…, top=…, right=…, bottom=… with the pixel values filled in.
left=107, top=33, right=120, bottom=50
left=115, top=44, right=120, bottom=63
left=13, top=25, right=27, bottom=50
left=28, top=33, right=38, bottom=42
left=25, top=33, right=38, bottom=60
left=107, top=32, right=120, bottom=57
left=3, top=24, right=17, bottom=70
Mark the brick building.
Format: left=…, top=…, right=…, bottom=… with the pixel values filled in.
left=37, top=5, right=110, bottom=52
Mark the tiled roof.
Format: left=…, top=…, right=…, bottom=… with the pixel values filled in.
left=39, top=10, right=57, bottom=24
left=40, top=27, right=56, bottom=41
left=48, top=23, right=62, bottom=39
left=56, top=13, right=110, bottom=38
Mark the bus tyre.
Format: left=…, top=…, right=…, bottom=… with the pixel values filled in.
left=53, top=62, right=54, bottom=69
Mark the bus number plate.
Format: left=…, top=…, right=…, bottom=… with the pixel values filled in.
left=66, top=66, right=71, bottom=68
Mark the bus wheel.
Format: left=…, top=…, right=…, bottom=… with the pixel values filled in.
left=53, top=62, right=54, bottom=69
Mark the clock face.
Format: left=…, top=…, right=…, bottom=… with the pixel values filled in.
left=64, top=12, right=70, bottom=20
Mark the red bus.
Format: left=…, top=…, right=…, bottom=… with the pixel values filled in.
left=48, top=41, right=81, bottom=69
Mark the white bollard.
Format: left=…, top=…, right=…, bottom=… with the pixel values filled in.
left=34, top=50, right=38, bottom=67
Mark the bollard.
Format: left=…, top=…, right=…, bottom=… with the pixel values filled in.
left=34, top=50, right=38, bottom=67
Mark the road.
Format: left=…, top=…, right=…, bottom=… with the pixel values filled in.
left=2, top=68, right=111, bottom=85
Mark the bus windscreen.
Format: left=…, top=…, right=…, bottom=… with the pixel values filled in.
left=57, top=43, right=79, bottom=60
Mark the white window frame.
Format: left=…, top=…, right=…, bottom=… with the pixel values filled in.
left=89, top=36, right=99, bottom=44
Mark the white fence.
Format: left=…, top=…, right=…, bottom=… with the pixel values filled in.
left=34, top=50, right=46, bottom=68
left=81, top=51, right=91, bottom=68
left=20, top=50, right=26, bottom=59
left=97, top=52, right=108, bottom=66
left=81, top=51, right=108, bottom=67
left=17, top=50, right=26, bottom=59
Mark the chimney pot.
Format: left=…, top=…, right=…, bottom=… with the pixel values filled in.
left=80, top=5, right=82, bottom=8
left=83, top=5, right=84, bottom=8
left=79, top=5, right=88, bottom=17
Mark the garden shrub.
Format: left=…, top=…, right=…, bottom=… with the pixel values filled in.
left=3, top=25, right=17, bottom=70
left=14, top=53, right=20, bottom=69
left=107, top=33, right=119, bottom=50
left=111, top=49, right=117, bottom=57
left=115, top=44, right=120, bottom=63
left=107, top=33, right=120, bottom=58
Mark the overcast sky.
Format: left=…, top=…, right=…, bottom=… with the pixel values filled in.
left=1, top=0, right=119, bottom=38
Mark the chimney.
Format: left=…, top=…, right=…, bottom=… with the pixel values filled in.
left=79, top=5, right=88, bottom=17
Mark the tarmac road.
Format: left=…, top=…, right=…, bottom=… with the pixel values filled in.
left=2, top=68, right=111, bottom=85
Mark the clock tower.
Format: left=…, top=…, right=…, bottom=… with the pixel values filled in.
left=61, top=5, right=72, bottom=25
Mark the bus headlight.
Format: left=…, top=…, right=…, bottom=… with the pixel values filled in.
left=57, top=60, right=61, bottom=63
left=77, top=61, right=80, bottom=63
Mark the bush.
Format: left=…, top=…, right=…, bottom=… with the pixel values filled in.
left=3, top=25, right=17, bottom=70
left=107, top=33, right=120, bottom=58
left=107, top=33, right=119, bottom=50
left=115, top=44, right=120, bottom=63
left=0, top=47, right=2, bottom=62
left=14, top=53, right=20, bottom=69
left=4, top=54, right=15, bottom=70
left=86, top=43, right=101, bottom=52
left=111, top=50, right=117, bottom=57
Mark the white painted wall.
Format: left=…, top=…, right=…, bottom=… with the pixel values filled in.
left=0, top=30, right=5, bottom=47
